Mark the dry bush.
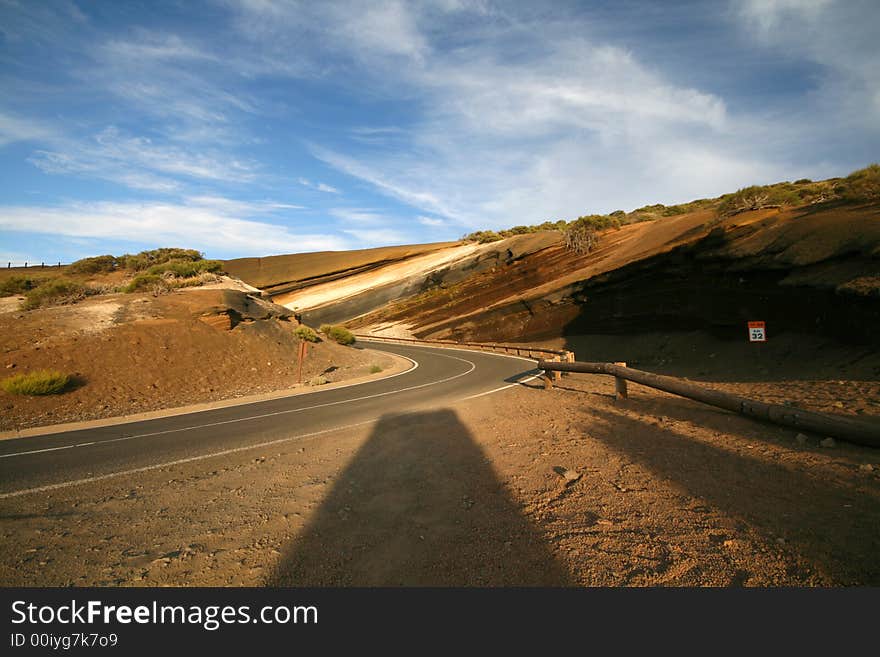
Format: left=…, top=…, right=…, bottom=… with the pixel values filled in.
left=563, top=220, right=599, bottom=254
left=21, top=278, right=91, bottom=310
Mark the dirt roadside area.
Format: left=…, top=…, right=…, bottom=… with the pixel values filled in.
left=0, top=288, right=396, bottom=433
left=1, top=364, right=877, bottom=586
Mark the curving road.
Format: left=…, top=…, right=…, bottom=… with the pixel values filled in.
left=0, top=341, right=539, bottom=499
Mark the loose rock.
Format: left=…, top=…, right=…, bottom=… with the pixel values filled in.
left=820, top=437, right=836, bottom=448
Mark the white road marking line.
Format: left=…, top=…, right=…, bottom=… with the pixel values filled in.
left=0, top=352, right=468, bottom=460
left=0, top=420, right=379, bottom=500
left=0, top=346, right=534, bottom=497
left=458, top=373, right=543, bottom=400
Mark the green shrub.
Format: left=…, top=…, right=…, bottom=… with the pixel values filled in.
left=122, top=274, right=162, bottom=293
left=369, top=364, right=382, bottom=374
left=839, top=164, right=880, bottom=202
left=146, top=259, right=223, bottom=278
left=295, top=325, right=319, bottom=342
left=319, top=324, right=356, bottom=345
left=307, top=375, right=329, bottom=386
left=66, top=255, right=119, bottom=275
left=1, top=370, right=70, bottom=395
left=21, top=278, right=90, bottom=309
left=0, top=276, right=38, bottom=296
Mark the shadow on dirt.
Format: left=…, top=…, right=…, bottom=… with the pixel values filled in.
left=583, top=403, right=880, bottom=584
left=266, top=408, right=573, bottom=586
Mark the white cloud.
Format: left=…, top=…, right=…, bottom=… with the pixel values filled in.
left=0, top=200, right=347, bottom=257
left=417, top=216, right=445, bottom=227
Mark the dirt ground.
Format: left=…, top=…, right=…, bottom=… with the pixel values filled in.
left=1, top=332, right=877, bottom=586
left=0, top=288, right=395, bottom=433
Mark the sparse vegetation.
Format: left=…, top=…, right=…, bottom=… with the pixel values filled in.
left=307, top=375, right=329, bottom=386
left=320, top=324, right=356, bottom=345
left=295, top=325, right=319, bottom=342
left=1, top=370, right=71, bottom=395
left=146, top=259, right=223, bottom=278
left=369, top=364, right=382, bottom=374
left=117, top=255, right=223, bottom=294
left=0, top=275, right=38, bottom=296
left=21, top=278, right=91, bottom=310
left=460, top=164, right=878, bottom=241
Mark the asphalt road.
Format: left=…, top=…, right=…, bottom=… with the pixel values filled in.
left=0, top=341, right=539, bottom=498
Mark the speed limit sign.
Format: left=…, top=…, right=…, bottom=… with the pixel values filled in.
left=748, top=321, right=766, bottom=342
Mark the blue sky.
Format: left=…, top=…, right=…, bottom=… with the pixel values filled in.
left=1, top=0, right=878, bottom=263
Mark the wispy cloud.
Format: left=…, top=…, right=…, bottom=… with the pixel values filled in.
left=0, top=112, right=55, bottom=147
left=290, top=3, right=766, bottom=227
left=341, top=227, right=411, bottom=247
left=417, top=216, right=444, bottom=227
left=0, top=199, right=347, bottom=257
left=298, top=177, right=341, bottom=194
left=737, top=0, right=880, bottom=124
left=27, top=126, right=258, bottom=191
left=329, top=208, right=388, bottom=224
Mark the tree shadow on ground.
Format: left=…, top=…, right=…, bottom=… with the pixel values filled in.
left=583, top=404, right=880, bottom=584
left=267, top=409, right=573, bottom=586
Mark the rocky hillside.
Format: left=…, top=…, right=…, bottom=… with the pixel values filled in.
left=345, top=201, right=880, bottom=346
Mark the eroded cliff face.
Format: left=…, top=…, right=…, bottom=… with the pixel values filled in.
left=350, top=202, right=880, bottom=346
left=272, top=232, right=561, bottom=327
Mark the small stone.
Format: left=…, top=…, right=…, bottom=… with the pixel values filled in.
left=552, top=465, right=581, bottom=484
left=795, top=433, right=808, bottom=445
left=5, top=363, right=14, bottom=369
left=833, top=401, right=845, bottom=409
left=859, top=464, right=874, bottom=472
left=820, top=437, right=836, bottom=448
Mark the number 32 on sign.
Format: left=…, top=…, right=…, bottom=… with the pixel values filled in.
left=748, top=321, right=766, bottom=342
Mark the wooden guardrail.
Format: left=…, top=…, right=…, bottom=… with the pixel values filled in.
left=355, top=334, right=574, bottom=371
left=538, top=359, right=880, bottom=448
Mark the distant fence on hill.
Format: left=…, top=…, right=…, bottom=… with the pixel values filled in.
left=4, top=261, right=66, bottom=270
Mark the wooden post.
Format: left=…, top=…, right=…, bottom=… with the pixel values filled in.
left=297, top=341, right=307, bottom=384
left=543, top=372, right=553, bottom=389
left=553, top=357, right=562, bottom=382
left=614, top=361, right=628, bottom=400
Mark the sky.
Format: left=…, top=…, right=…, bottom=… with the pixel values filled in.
left=1, top=0, right=878, bottom=263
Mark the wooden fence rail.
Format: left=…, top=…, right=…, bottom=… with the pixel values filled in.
left=354, top=333, right=574, bottom=364
left=539, top=359, right=880, bottom=448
